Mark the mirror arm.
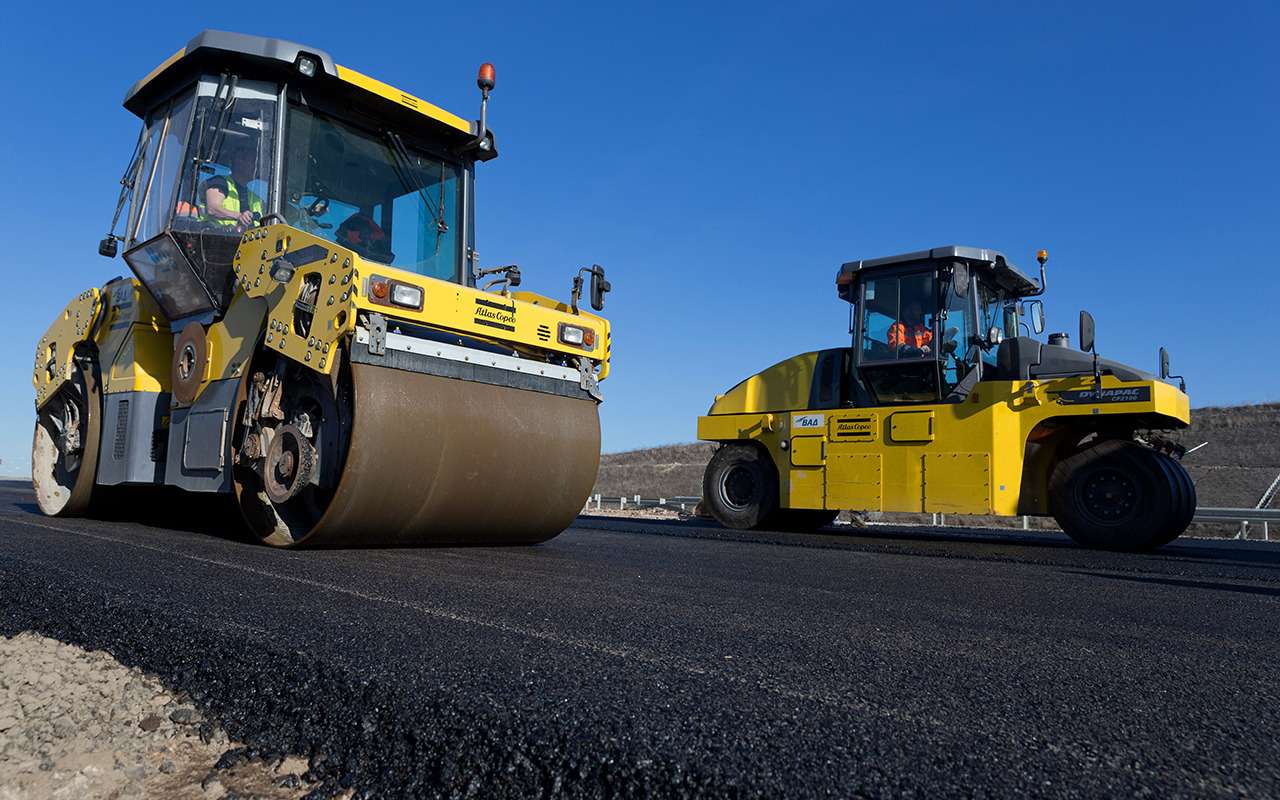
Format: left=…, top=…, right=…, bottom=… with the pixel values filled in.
left=1025, top=260, right=1048, bottom=297
left=1025, top=249, right=1049, bottom=298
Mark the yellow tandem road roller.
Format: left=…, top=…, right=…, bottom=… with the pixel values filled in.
left=31, top=31, right=613, bottom=546
left=699, top=246, right=1195, bottom=551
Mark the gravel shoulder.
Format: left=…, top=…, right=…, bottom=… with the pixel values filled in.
left=0, top=633, right=317, bottom=800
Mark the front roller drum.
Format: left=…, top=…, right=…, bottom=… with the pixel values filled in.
left=241, top=362, right=601, bottom=547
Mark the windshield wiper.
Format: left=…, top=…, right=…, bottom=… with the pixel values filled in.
left=384, top=131, right=447, bottom=241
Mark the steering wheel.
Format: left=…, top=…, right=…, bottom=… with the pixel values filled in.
left=283, top=194, right=334, bottom=232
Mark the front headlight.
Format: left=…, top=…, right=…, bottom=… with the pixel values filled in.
left=391, top=283, right=423, bottom=309
left=558, top=323, right=596, bottom=349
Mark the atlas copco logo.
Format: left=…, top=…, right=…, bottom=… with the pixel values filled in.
left=473, top=298, right=516, bottom=332
left=1052, top=386, right=1152, bottom=405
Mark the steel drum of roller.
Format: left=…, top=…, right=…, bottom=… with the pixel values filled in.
left=235, top=337, right=601, bottom=548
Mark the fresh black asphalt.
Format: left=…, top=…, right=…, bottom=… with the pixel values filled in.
left=2, top=479, right=1278, bottom=798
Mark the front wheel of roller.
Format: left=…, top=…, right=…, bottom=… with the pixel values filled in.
left=31, top=359, right=102, bottom=517
left=703, top=444, right=779, bottom=530
left=1049, top=440, right=1189, bottom=552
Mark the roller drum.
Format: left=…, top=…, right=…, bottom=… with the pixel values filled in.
left=298, top=364, right=600, bottom=546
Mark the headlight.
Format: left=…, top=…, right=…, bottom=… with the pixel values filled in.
left=391, top=283, right=423, bottom=309
left=558, top=323, right=596, bottom=349
left=368, top=275, right=424, bottom=311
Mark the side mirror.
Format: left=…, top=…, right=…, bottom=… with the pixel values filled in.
left=1079, top=310, right=1095, bottom=353
left=952, top=262, right=969, bottom=298
left=1159, top=346, right=1187, bottom=392
left=1023, top=299, right=1045, bottom=334
left=589, top=264, right=611, bottom=312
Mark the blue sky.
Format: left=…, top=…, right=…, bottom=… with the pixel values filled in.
left=2, top=1, right=1277, bottom=476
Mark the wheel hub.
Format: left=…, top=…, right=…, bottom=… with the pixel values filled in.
left=263, top=424, right=317, bottom=505
left=1082, top=468, right=1137, bottom=522
left=721, top=464, right=759, bottom=510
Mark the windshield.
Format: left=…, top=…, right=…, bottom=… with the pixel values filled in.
left=977, top=282, right=1017, bottom=367
left=284, top=104, right=463, bottom=282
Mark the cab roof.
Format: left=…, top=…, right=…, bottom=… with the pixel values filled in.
left=124, top=30, right=484, bottom=151
left=837, top=245, right=1041, bottom=297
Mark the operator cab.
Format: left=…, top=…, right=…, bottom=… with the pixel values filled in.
left=836, top=246, right=1042, bottom=406
left=107, top=30, right=492, bottom=325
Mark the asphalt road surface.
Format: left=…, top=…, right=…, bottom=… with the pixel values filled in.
left=2, top=480, right=1278, bottom=798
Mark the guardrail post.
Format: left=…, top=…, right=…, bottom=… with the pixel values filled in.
left=931, top=512, right=938, bottom=526
left=1022, top=516, right=1029, bottom=530
left=619, top=496, right=625, bottom=510
left=939, top=513, right=946, bottom=526
left=595, top=493, right=601, bottom=511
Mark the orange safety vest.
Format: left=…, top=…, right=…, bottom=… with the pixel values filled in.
left=888, top=321, right=933, bottom=349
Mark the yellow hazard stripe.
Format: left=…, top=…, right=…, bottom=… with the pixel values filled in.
left=336, top=65, right=472, bottom=134
left=133, top=47, right=187, bottom=96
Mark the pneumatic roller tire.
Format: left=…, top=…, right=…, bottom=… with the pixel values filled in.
left=1049, top=440, right=1187, bottom=552
left=1152, top=451, right=1197, bottom=546
left=703, top=444, right=779, bottom=530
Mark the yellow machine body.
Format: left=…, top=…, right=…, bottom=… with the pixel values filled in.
left=31, top=31, right=612, bottom=547
left=698, top=245, right=1195, bottom=550
left=699, top=355, right=1188, bottom=516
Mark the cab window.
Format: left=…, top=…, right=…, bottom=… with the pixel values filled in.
left=977, top=283, right=1004, bottom=369
left=857, top=270, right=941, bottom=404
left=859, top=272, right=936, bottom=362
left=284, top=104, right=463, bottom=282
left=940, top=269, right=976, bottom=392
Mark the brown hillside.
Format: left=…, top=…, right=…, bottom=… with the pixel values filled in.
left=594, top=403, right=1280, bottom=508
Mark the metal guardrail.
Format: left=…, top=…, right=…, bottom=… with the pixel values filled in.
left=1192, top=508, right=1280, bottom=524
left=1193, top=507, right=1278, bottom=542
left=585, top=494, right=701, bottom=512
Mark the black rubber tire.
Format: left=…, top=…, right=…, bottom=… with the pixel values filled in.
left=770, top=509, right=840, bottom=532
left=1049, top=440, right=1185, bottom=552
left=1152, top=451, right=1196, bottom=546
left=703, top=444, right=779, bottom=530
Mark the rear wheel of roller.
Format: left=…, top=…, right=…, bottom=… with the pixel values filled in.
left=1049, top=439, right=1187, bottom=552
left=32, top=356, right=102, bottom=517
